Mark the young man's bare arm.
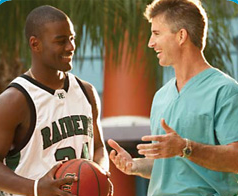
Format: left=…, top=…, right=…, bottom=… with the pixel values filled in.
left=82, top=80, right=109, bottom=171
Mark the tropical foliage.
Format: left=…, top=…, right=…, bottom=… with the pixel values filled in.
left=0, top=0, right=238, bottom=92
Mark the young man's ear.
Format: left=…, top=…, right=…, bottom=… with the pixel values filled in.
left=177, top=28, right=188, bottom=46
left=29, top=36, right=41, bottom=52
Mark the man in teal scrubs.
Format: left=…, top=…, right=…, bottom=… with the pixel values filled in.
left=108, top=0, right=238, bottom=195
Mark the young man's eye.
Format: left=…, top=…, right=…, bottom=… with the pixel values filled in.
left=58, top=40, right=66, bottom=45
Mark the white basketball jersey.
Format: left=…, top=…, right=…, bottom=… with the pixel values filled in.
left=3, top=73, right=94, bottom=193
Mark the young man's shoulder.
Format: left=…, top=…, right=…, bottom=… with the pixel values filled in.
left=70, top=73, right=99, bottom=107
left=72, top=74, right=94, bottom=93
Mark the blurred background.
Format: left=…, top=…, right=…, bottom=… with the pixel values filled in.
left=0, top=0, right=238, bottom=195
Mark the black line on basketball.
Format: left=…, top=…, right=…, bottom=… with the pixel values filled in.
left=86, top=161, right=101, bottom=196
left=77, top=160, right=86, bottom=196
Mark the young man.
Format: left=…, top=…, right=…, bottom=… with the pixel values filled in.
left=108, top=0, right=238, bottom=195
left=0, top=5, right=110, bottom=196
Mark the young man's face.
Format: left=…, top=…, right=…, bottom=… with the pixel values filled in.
left=148, top=14, right=180, bottom=67
left=38, top=18, right=76, bottom=72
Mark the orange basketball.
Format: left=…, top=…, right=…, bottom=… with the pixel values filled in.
left=55, top=159, right=110, bottom=196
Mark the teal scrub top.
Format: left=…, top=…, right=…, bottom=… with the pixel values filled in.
left=148, top=68, right=238, bottom=196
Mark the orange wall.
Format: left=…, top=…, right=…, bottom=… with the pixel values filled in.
left=103, top=35, right=156, bottom=118
left=110, top=161, right=136, bottom=196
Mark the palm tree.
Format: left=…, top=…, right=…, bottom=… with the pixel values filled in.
left=0, top=0, right=237, bottom=92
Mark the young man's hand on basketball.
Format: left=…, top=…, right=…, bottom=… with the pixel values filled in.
left=107, top=139, right=137, bottom=176
left=37, top=163, right=77, bottom=196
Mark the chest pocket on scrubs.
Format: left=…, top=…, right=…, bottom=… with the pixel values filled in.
left=177, top=112, right=213, bottom=144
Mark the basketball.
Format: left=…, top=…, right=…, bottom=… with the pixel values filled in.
left=55, top=159, right=110, bottom=196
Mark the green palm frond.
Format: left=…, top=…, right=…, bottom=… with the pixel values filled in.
left=0, top=0, right=238, bottom=92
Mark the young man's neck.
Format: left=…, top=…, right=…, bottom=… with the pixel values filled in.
left=28, top=66, right=67, bottom=90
